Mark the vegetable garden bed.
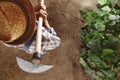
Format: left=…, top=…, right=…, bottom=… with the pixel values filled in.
left=79, top=0, right=120, bottom=80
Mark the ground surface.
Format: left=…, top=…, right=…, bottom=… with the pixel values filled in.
left=0, top=0, right=99, bottom=80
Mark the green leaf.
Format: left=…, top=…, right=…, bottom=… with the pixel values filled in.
left=109, top=14, right=120, bottom=20
left=100, top=70, right=115, bottom=78
left=103, top=48, right=114, bottom=54
left=114, top=4, right=120, bottom=10
left=87, top=58, right=96, bottom=68
left=88, top=55, right=109, bottom=69
left=96, top=71, right=105, bottom=78
left=102, top=6, right=111, bottom=12
left=101, top=49, right=116, bottom=62
left=87, top=39, right=102, bottom=52
left=117, top=62, right=120, bottom=66
left=93, top=32, right=105, bottom=39
left=79, top=58, right=87, bottom=67
left=108, top=36, right=119, bottom=43
left=79, top=48, right=86, bottom=58
left=85, top=67, right=103, bottom=80
left=102, top=36, right=119, bottom=50
left=94, top=22, right=106, bottom=31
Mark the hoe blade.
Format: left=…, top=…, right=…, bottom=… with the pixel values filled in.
left=16, top=57, right=54, bottom=73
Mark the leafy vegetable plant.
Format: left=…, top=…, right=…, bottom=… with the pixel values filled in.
left=79, top=0, right=120, bottom=80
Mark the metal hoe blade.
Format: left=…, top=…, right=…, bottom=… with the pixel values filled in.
left=16, top=57, right=54, bottom=73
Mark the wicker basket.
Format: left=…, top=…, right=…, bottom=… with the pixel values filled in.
left=0, top=0, right=36, bottom=45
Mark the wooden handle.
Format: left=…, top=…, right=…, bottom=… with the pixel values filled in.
left=35, top=0, right=45, bottom=53
left=41, top=0, right=44, bottom=4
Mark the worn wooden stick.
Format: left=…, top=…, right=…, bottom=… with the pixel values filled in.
left=35, top=0, right=44, bottom=53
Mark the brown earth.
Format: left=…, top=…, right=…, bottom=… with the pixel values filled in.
left=0, top=0, right=106, bottom=80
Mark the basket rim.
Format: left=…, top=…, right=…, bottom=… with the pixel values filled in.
left=0, top=0, right=36, bottom=45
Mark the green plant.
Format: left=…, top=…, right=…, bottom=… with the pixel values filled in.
left=79, top=0, right=120, bottom=80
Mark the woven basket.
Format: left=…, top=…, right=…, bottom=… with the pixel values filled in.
left=0, top=0, right=36, bottom=45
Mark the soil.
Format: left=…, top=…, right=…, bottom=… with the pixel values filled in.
left=1, top=0, right=119, bottom=80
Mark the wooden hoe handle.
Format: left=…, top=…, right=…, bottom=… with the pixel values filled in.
left=35, top=0, right=45, bottom=53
